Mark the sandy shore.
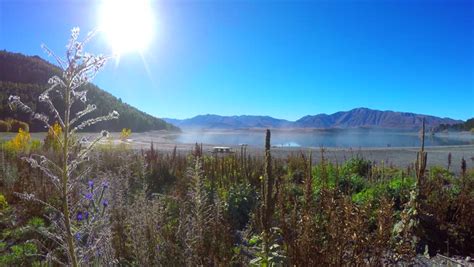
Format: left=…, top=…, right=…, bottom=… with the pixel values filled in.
left=1, top=131, right=473, bottom=170
left=141, top=142, right=474, bottom=170
left=122, top=135, right=473, bottom=170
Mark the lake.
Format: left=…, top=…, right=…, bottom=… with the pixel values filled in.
left=171, top=129, right=474, bottom=148
left=1, top=129, right=473, bottom=149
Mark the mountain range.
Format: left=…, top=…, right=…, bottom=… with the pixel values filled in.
left=164, top=108, right=462, bottom=130
left=0, top=50, right=178, bottom=132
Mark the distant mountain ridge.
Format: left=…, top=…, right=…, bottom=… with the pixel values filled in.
left=0, top=50, right=179, bottom=132
left=165, top=114, right=293, bottom=129
left=165, top=108, right=462, bottom=130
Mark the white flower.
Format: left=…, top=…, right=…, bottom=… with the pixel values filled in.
left=8, top=95, right=20, bottom=102
left=111, top=110, right=119, bottom=119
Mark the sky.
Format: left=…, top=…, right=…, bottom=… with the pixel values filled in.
left=0, top=0, right=473, bottom=121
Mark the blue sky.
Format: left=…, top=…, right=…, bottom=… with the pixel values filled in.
left=1, top=0, right=473, bottom=120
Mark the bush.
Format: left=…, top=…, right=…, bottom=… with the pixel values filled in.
left=0, top=194, right=8, bottom=211
left=352, top=187, right=376, bottom=204
left=224, top=183, right=257, bottom=230
left=339, top=174, right=367, bottom=194
left=30, top=140, right=41, bottom=151
left=27, top=217, right=45, bottom=228
left=389, top=178, right=414, bottom=209
left=342, top=157, right=372, bottom=177
left=0, top=242, right=38, bottom=266
left=4, top=129, right=31, bottom=153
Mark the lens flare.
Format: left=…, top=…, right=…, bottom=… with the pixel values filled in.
left=99, top=0, right=155, bottom=55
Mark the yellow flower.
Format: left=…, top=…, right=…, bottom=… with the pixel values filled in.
left=5, top=128, right=31, bottom=152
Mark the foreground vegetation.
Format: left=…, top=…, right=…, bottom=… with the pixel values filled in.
left=0, top=128, right=473, bottom=266
left=1, top=27, right=472, bottom=266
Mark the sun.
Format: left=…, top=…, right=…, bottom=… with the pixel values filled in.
left=99, top=0, right=155, bottom=55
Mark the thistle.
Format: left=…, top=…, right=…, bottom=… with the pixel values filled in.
left=461, top=157, right=467, bottom=177
left=9, top=27, right=118, bottom=266
left=447, top=152, right=452, bottom=171
left=259, top=129, right=277, bottom=263
left=415, top=118, right=427, bottom=187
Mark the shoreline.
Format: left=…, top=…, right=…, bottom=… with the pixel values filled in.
left=123, top=140, right=473, bottom=171
left=1, top=131, right=473, bottom=170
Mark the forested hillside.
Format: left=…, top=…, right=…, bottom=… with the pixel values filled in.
left=436, top=118, right=474, bottom=132
left=0, top=50, right=179, bottom=132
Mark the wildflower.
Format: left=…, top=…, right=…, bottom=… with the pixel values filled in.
left=84, top=211, right=89, bottom=220
left=85, top=193, right=93, bottom=200
left=88, top=180, right=94, bottom=188
left=101, top=181, right=109, bottom=189
left=77, top=211, right=83, bottom=221
left=102, top=199, right=108, bottom=207
left=75, top=232, right=81, bottom=241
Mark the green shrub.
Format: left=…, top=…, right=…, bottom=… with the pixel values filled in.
left=339, top=174, right=367, bottom=194
left=428, top=166, right=454, bottom=182
left=352, top=187, right=376, bottom=204
left=342, top=157, right=372, bottom=177
left=224, top=183, right=257, bottom=230
left=312, top=163, right=338, bottom=191
left=27, top=217, right=45, bottom=228
left=0, top=242, right=38, bottom=266
left=30, top=139, right=41, bottom=151
left=0, top=194, right=8, bottom=211
left=386, top=176, right=415, bottom=203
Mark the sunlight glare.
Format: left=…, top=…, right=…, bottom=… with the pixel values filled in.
left=99, top=0, right=155, bottom=55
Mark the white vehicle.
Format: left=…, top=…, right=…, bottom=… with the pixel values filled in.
left=212, top=146, right=233, bottom=153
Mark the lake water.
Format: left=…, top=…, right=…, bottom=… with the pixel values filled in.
left=1, top=129, right=473, bottom=149
left=172, top=129, right=474, bottom=148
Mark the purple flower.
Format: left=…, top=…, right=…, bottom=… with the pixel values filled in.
left=75, top=232, right=81, bottom=240
left=77, top=211, right=83, bottom=221
left=102, top=199, right=108, bottom=207
left=88, top=180, right=94, bottom=188
left=84, top=211, right=89, bottom=220
left=101, top=181, right=109, bottom=189
left=85, top=193, right=93, bottom=200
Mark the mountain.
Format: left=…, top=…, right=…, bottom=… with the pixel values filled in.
left=296, top=108, right=462, bottom=129
left=164, top=115, right=292, bottom=129
left=165, top=108, right=462, bottom=130
left=0, top=50, right=179, bottom=132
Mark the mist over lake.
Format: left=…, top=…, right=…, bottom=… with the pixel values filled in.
left=171, top=129, right=474, bottom=148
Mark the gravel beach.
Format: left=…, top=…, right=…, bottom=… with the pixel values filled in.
left=2, top=131, right=473, bottom=170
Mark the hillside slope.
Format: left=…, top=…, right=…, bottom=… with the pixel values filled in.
left=166, top=108, right=461, bottom=130
left=0, top=50, right=179, bottom=132
left=296, top=108, right=461, bottom=129
left=436, top=118, right=474, bottom=132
